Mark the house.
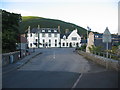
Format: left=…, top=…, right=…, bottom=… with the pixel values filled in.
left=20, top=34, right=28, bottom=50
left=60, top=29, right=81, bottom=47
left=27, top=25, right=60, bottom=48
left=27, top=25, right=82, bottom=48
left=94, top=33, right=120, bottom=50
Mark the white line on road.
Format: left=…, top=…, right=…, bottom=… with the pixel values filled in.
left=53, top=51, right=55, bottom=59
left=71, top=73, right=83, bottom=89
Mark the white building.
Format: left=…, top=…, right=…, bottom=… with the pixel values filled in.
left=27, top=26, right=81, bottom=48
left=60, top=29, right=81, bottom=47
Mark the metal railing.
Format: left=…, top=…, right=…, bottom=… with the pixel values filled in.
left=91, top=51, right=120, bottom=60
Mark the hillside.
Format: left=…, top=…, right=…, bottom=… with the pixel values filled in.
left=20, top=16, right=87, bottom=35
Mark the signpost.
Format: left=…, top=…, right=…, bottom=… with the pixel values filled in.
left=102, top=27, right=111, bottom=58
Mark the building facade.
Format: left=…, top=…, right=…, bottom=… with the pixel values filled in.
left=27, top=26, right=81, bottom=48
left=60, top=29, right=81, bottom=47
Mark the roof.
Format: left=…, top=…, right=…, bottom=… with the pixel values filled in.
left=30, top=28, right=59, bottom=33
left=60, top=31, right=72, bottom=39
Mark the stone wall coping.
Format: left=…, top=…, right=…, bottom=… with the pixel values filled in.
left=2, top=51, right=20, bottom=56
left=78, top=51, right=119, bottom=63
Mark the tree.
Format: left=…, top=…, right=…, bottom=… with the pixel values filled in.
left=2, top=10, right=22, bottom=53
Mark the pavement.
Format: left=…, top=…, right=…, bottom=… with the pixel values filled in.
left=2, top=49, right=42, bottom=74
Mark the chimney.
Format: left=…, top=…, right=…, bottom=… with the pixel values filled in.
left=21, top=34, right=25, bottom=37
left=28, top=26, right=30, bottom=33
left=38, top=25, right=40, bottom=29
left=58, top=26, right=60, bottom=33
left=65, top=29, right=69, bottom=34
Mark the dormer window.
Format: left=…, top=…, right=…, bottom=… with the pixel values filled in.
left=54, top=29, right=57, bottom=32
left=48, top=29, right=51, bottom=32
left=42, top=29, right=45, bottom=32
left=63, top=35, right=66, bottom=40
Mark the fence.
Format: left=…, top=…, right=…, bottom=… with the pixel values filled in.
left=91, top=51, right=120, bottom=60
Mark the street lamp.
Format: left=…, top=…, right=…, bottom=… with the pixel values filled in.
left=87, top=26, right=91, bottom=39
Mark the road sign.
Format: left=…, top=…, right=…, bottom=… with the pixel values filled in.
left=103, top=27, right=111, bottom=43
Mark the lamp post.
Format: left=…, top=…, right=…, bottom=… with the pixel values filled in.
left=87, top=26, right=91, bottom=39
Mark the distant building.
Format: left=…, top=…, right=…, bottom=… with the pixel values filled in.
left=94, top=33, right=120, bottom=50
left=27, top=26, right=82, bottom=48
left=20, top=34, right=28, bottom=50
left=60, top=29, right=81, bottom=47
left=27, top=25, right=60, bottom=48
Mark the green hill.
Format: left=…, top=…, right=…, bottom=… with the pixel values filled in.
left=20, top=16, right=87, bottom=35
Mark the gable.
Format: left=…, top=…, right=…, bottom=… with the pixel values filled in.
left=68, top=30, right=81, bottom=39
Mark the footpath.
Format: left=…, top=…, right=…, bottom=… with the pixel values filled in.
left=2, top=51, right=42, bottom=74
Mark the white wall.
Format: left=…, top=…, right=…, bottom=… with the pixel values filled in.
left=27, top=29, right=81, bottom=48
left=39, top=33, right=60, bottom=48
left=61, top=29, right=81, bottom=47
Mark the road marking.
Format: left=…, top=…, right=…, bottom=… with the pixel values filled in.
left=53, top=51, right=55, bottom=59
left=71, top=73, right=83, bottom=89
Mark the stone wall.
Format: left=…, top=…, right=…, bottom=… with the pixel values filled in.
left=77, top=50, right=120, bottom=71
left=2, top=51, right=20, bottom=66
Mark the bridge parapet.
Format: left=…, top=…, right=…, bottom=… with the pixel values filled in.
left=77, top=50, right=120, bottom=71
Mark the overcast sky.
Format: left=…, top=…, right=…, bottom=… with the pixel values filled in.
left=1, top=0, right=119, bottom=34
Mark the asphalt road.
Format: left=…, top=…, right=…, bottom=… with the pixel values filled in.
left=2, top=48, right=118, bottom=88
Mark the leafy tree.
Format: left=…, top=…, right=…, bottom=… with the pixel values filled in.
left=2, top=10, right=21, bottom=53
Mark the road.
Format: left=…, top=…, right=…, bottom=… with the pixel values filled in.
left=2, top=48, right=118, bottom=88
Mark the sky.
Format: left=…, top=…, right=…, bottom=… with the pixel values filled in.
left=1, top=0, right=119, bottom=34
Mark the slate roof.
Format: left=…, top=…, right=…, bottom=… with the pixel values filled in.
left=30, top=28, right=59, bottom=33
left=60, top=31, right=72, bottom=39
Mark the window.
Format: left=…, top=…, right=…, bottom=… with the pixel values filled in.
left=76, top=43, right=79, bottom=47
left=42, top=29, right=45, bottom=32
left=67, top=43, right=68, bottom=46
left=36, top=39, right=38, bottom=42
left=54, top=30, right=57, bottom=32
left=48, top=30, right=51, bottom=32
left=72, top=37, right=77, bottom=40
left=49, top=39, right=51, bottom=43
left=54, top=34, right=57, bottom=37
left=55, top=39, right=57, bottom=43
left=43, top=39, right=45, bottom=43
left=43, top=44, right=45, bottom=47
left=42, top=33, right=45, bottom=37
left=63, top=43, right=65, bottom=46
left=30, top=43, right=32, bottom=47
left=48, top=33, right=51, bottom=37
left=55, top=44, right=57, bottom=47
